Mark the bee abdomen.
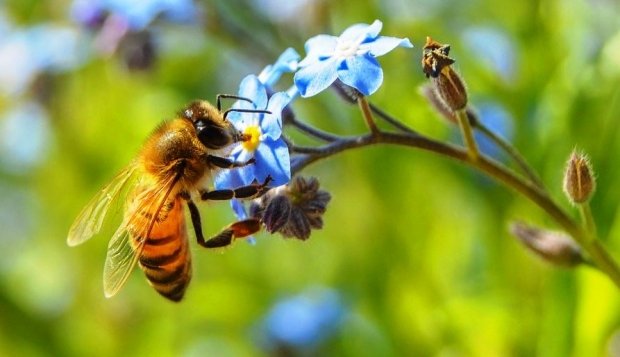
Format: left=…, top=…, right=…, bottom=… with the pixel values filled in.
left=138, top=233, right=192, bottom=302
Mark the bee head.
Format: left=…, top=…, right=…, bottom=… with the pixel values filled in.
left=183, top=101, right=237, bottom=150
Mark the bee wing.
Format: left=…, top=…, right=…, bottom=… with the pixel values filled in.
left=102, top=171, right=181, bottom=298
left=67, top=164, right=137, bottom=246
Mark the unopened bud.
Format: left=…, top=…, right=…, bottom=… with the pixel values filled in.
left=331, top=79, right=362, bottom=104
left=251, top=176, right=331, bottom=241
left=422, top=37, right=468, bottom=111
left=563, top=151, right=596, bottom=205
left=262, top=193, right=292, bottom=233
left=419, top=84, right=478, bottom=126
left=510, top=222, right=583, bottom=267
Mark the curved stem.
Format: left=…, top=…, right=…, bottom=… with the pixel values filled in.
left=288, top=118, right=341, bottom=142
left=290, top=130, right=620, bottom=288
left=358, top=96, right=379, bottom=135
left=474, top=120, right=545, bottom=189
left=369, top=102, right=420, bottom=134
left=579, top=203, right=598, bottom=242
left=455, top=109, right=479, bottom=160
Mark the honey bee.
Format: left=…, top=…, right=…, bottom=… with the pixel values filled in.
left=67, top=97, right=271, bottom=302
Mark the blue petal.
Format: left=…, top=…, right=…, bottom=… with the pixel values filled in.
left=239, top=162, right=257, bottom=185
left=255, top=139, right=291, bottom=186
left=339, top=20, right=382, bottom=42
left=365, top=20, right=383, bottom=39
left=294, top=57, right=339, bottom=97
left=214, top=168, right=244, bottom=189
left=262, top=92, right=290, bottom=139
left=299, top=35, right=338, bottom=67
left=338, top=54, right=383, bottom=96
left=225, top=109, right=246, bottom=126
left=231, top=199, right=248, bottom=220
left=236, top=75, right=268, bottom=110
left=361, top=36, right=413, bottom=57
left=258, top=47, right=300, bottom=86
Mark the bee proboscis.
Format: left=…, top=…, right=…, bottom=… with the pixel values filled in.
left=68, top=97, right=271, bottom=302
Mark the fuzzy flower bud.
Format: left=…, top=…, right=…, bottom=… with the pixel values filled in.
left=419, top=83, right=478, bottom=126
left=563, top=151, right=596, bottom=205
left=252, top=176, right=331, bottom=241
left=422, top=37, right=468, bottom=111
left=509, top=222, right=583, bottom=267
left=331, top=79, right=362, bottom=104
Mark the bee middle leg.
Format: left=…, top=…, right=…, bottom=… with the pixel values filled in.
left=200, top=175, right=273, bottom=201
left=186, top=199, right=261, bottom=248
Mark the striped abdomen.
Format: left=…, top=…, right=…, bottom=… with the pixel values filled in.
left=130, top=194, right=192, bottom=302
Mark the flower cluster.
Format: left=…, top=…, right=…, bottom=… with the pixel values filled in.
left=215, top=20, right=412, bottom=243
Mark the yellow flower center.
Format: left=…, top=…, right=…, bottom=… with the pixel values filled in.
left=242, top=125, right=261, bottom=151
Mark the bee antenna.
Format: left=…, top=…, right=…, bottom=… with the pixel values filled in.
left=216, top=94, right=255, bottom=112
left=223, top=108, right=272, bottom=120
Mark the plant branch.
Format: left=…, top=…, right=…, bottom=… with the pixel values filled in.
left=455, top=109, right=479, bottom=160
left=290, top=129, right=620, bottom=288
left=473, top=120, right=545, bottom=189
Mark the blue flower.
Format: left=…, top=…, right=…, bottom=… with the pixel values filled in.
left=70, top=0, right=199, bottom=30
left=253, top=287, right=347, bottom=350
left=214, top=75, right=291, bottom=190
left=294, top=20, right=413, bottom=97
left=257, top=47, right=300, bottom=87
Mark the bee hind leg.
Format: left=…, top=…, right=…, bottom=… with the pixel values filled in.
left=203, top=219, right=262, bottom=248
left=186, top=198, right=262, bottom=249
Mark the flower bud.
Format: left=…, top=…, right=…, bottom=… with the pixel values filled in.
left=509, top=222, right=583, bottom=267
left=331, top=79, right=362, bottom=104
left=262, top=193, right=292, bottom=233
left=252, top=176, right=331, bottom=241
left=419, top=83, right=478, bottom=126
left=422, top=37, right=468, bottom=111
left=563, top=151, right=596, bottom=205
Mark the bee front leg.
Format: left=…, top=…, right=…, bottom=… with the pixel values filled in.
left=206, top=155, right=255, bottom=169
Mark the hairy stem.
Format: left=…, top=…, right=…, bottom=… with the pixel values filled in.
left=455, top=109, right=479, bottom=160
left=473, top=120, right=545, bottom=189
left=290, top=130, right=620, bottom=288
left=358, top=96, right=379, bottom=134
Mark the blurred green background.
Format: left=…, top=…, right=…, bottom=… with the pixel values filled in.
left=2, top=0, right=620, bottom=356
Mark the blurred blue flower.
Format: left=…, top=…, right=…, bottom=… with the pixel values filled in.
left=294, top=20, right=413, bottom=97
left=0, top=101, right=52, bottom=173
left=0, top=24, right=85, bottom=96
left=462, top=27, right=517, bottom=82
left=214, top=75, right=291, bottom=189
left=258, top=47, right=300, bottom=87
left=254, top=287, right=347, bottom=351
left=70, top=0, right=199, bottom=31
left=473, top=100, right=514, bottom=159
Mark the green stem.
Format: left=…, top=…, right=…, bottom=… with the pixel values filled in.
left=579, top=203, right=598, bottom=242
left=474, top=120, right=545, bottom=189
left=289, top=130, right=620, bottom=289
left=358, top=96, right=379, bottom=134
left=455, top=109, right=479, bottom=160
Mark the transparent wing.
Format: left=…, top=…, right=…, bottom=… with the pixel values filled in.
left=102, top=171, right=181, bottom=298
left=67, top=164, right=137, bottom=246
